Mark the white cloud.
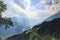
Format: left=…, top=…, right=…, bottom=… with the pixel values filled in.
left=2, top=0, right=60, bottom=26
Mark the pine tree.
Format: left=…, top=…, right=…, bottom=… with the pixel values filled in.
left=0, top=1, right=6, bottom=18
left=0, top=1, right=13, bottom=29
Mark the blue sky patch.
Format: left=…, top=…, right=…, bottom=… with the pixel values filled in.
left=36, top=5, right=46, bottom=10
left=45, top=0, right=52, bottom=6
left=30, top=0, right=41, bottom=6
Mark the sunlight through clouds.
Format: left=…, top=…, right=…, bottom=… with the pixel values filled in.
left=0, top=0, right=60, bottom=39
left=3, top=0, right=60, bottom=26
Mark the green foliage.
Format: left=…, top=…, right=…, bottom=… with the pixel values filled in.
left=0, top=1, right=6, bottom=13
left=0, top=18, right=13, bottom=29
left=5, top=18, right=60, bottom=40
left=4, top=18, right=13, bottom=29
left=0, top=1, right=13, bottom=29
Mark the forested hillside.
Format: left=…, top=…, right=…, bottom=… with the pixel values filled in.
left=5, top=17, right=60, bottom=40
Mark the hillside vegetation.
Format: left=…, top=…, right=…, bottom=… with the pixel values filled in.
left=5, top=17, right=60, bottom=40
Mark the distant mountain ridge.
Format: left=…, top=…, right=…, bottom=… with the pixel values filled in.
left=45, top=12, right=60, bottom=21
left=5, top=13, right=60, bottom=40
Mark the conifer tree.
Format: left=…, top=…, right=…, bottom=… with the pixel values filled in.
left=0, top=1, right=13, bottom=29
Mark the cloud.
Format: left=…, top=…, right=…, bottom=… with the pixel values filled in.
left=14, top=0, right=25, bottom=9
left=1, top=0, right=60, bottom=38
left=3, top=0, right=27, bottom=17
left=2, top=0, right=60, bottom=26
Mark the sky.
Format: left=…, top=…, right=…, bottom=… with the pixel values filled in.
left=2, top=0, right=60, bottom=27
left=0, top=0, right=60, bottom=39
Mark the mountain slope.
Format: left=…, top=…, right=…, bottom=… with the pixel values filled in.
left=0, top=13, right=30, bottom=39
left=45, top=12, right=60, bottom=21
left=5, top=13, right=60, bottom=40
